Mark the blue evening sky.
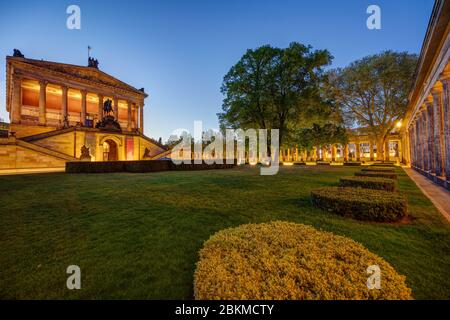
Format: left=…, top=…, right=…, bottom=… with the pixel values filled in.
left=0, top=0, right=434, bottom=141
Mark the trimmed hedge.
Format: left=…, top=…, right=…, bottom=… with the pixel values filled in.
left=294, top=162, right=307, bottom=166
left=344, top=162, right=361, bottom=166
left=194, top=221, right=412, bottom=300
left=311, top=187, right=407, bottom=222
left=371, top=163, right=396, bottom=167
left=340, top=176, right=397, bottom=192
left=355, top=171, right=397, bottom=180
left=316, top=161, right=331, bottom=166
left=361, top=167, right=395, bottom=173
left=66, top=160, right=235, bottom=173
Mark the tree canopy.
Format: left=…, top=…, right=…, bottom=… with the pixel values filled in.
left=218, top=42, right=333, bottom=146
left=297, top=123, right=348, bottom=151
left=326, top=51, right=417, bottom=156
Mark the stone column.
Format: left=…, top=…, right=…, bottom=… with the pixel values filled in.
left=432, top=86, right=444, bottom=176
left=416, top=120, right=421, bottom=169
left=409, top=127, right=415, bottom=167
left=80, top=90, right=87, bottom=126
left=426, top=102, right=436, bottom=174
left=39, top=80, right=47, bottom=125
left=11, top=75, right=22, bottom=124
left=127, top=101, right=132, bottom=131
left=422, top=103, right=431, bottom=172
left=344, top=143, right=348, bottom=161
left=356, top=142, right=361, bottom=162
left=331, top=144, right=337, bottom=162
left=420, top=112, right=427, bottom=171
left=113, top=97, right=119, bottom=119
left=321, top=147, right=327, bottom=161
left=418, top=113, right=424, bottom=170
left=61, top=86, right=68, bottom=126
left=97, top=94, right=103, bottom=121
left=403, top=129, right=409, bottom=165
left=441, top=76, right=450, bottom=180
left=139, top=104, right=144, bottom=134
left=312, top=147, right=317, bottom=161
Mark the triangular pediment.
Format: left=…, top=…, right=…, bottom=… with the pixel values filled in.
left=8, top=57, right=146, bottom=96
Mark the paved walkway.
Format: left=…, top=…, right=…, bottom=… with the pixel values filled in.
left=403, top=167, right=450, bottom=223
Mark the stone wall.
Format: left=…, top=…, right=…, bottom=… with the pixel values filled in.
left=0, top=142, right=66, bottom=169
left=33, top=131, right=77, bottom=158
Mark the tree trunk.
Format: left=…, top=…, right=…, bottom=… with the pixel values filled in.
left=376, top=139, right=384, bottom=161
left=384, top=139, right=390, bottom=161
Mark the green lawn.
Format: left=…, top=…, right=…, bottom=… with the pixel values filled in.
left=0, top=166, right=449, bottom=299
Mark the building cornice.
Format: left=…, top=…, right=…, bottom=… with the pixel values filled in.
left=5, top=57, right=148, bottom=112
left=406, top=0, right=450, bottom=129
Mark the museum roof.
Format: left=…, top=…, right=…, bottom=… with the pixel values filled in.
left=6, top=55, right=148, bottom=97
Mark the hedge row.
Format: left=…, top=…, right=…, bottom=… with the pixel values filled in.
left=194, top=221, right=412, bottom=299
left=311, top=187, right=407, bottom=222
left=339, top=176, right=397, bottom=192
left=361, top=167, right=395, bottom=173
left=66, top=160, right=236, bottom=173
left=355, top=171, right=397, bottom=180
left=343, top=162, right=362, bottom=166
left=371, top=162, right=396, bottom=167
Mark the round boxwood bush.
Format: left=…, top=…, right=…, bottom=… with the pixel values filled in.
left=311, top=187, right=407, bottom=222
left=355, top=171, right=397, bottom=180
left=340, top=176, right=397, bottom=192
left=194, top=221, right=412, bottom=300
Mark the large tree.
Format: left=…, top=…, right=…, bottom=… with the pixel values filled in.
left=297, top=123, right=348, bottom=151
left=218, top=42, right=332, bottom=146
left=327, top=51, right=417, bottom=159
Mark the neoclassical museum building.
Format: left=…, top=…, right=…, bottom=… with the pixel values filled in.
left=0, top=52, right=167, bottom=170
left=401, top=0, right=450, bottom=190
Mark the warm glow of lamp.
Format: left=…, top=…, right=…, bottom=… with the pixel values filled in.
left=396, top=120, right=402, bottom=128
left=283, top=162, right=294, bottom=166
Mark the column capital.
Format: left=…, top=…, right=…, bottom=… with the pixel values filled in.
left=431, top=81, right=444, bottom=95
left=439, top=69, right=450, bottom=83
left=424, top=95, right=433, bottom=105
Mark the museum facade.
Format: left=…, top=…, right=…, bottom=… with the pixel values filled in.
left=401, top=0, right=450, bottom=190
left=0, top=52, right=167, bottom=170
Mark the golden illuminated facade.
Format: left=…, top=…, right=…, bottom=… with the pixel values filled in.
left=402, top=0, right=450, bottom=190
left=0, top=53, right=167, bottom=170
